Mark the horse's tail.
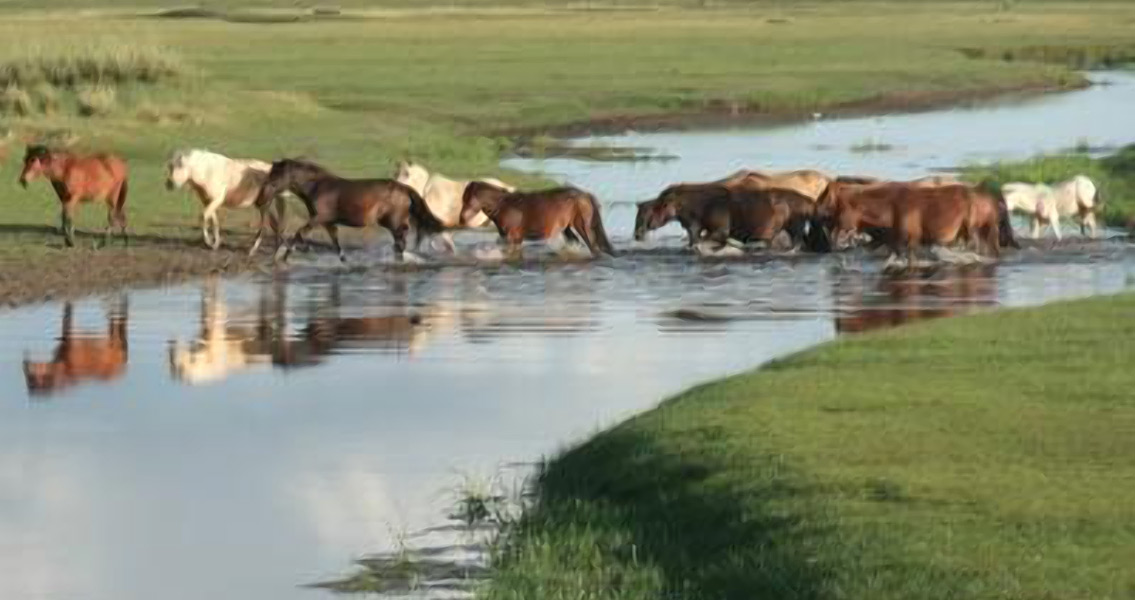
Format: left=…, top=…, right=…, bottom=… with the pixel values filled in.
left=115, top=178, right=129, bottom=215
left=990, top=187, right=1020, bottom=249
left=405, top=185, right=446, bottom=236
left=586, top=193, right=617, bottom=256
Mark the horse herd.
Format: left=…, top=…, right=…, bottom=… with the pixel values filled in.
left=16, top=145, right=1104, bottom=264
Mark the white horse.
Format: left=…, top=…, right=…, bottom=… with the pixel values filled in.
left=1002, top=175, right=1100, bottom=240
left=166, top=148, right=284, bottom=253
left=394, top=161, right=514, bottom=252
left=168, top=278, right=274, bottom=385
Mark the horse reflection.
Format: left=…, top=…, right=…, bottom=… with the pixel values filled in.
left=24, top=299, right=129, bottom=397
left=834, top=266, right=998, bottom=334
left=169, top=277, right=436, bottom=383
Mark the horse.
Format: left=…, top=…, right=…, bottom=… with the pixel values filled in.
left=713, top=168, right=832, bottom=200
left=394, top=161, right=515, bottom=252
left=18, top=145, right=128, bottom=247
left=634, top=184, right=732, bottom=246
left=818, top=181, right=1016, bottom=258
left=1003, top=175, right=1100, bottom=239
left=461, top=182, right=615, bottom=259
left=24, top=299, right=129, bottom=397
left=166, top=148, right=284, bottom=254
left=699, top=188, right=823, bottom=249
left=890, top=185, right=1011, bottom=265
left=257, top=159, right=445, bottom=263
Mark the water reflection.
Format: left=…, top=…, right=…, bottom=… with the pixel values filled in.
left=833, top=266, right=999, bottom=334
left=169, top=276, right=432, bottom=384
left=23, top=299, right=129, bottom=397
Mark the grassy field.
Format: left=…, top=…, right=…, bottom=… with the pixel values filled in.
left=486, top=292, right=1135, bottom=600
left=966, top=144, right=1135, bottom=229
left=1, top=2, right=1135, bottom=301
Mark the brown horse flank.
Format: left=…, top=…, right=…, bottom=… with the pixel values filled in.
left=18, top=145, right=129, bottom=247
left=257, top=159, right=445, bottom=262
left=461, top=182, right=615, bottom=258
left=23, top=300, right=129, bottom=397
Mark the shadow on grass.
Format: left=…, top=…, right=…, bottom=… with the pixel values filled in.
left=0, top=223, right=193, bottom=248
left=490, top=422, right=835, bottom=600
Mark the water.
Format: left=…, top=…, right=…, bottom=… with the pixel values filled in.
left=4, top=73, right=1135, bottom=600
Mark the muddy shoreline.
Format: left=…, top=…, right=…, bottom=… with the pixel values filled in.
left=498, top=79, right=1087, bottom=139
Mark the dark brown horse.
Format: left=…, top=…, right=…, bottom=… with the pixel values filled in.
left=24, top=300, right=129, bottom=397
left=257, top=159, right=445, bottom=262
left=18, top=145, right=129, bottom=247
left=701, top=188, right=822, bottom=248
left=634, top=184, right=731, bottom=246
left=461, top=182, right=615, bottom=258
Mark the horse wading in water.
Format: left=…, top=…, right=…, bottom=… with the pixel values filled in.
left=258, top=159, right=445, bottom=262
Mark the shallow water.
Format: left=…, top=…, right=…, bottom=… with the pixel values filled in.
left=4, top=74, right=1135, bottom=600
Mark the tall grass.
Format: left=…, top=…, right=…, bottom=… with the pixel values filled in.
left=0, top=43, right=183, bottom=89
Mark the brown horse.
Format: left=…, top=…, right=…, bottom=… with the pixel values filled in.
left=257, top=159, right=445, bottom=262
left=24, top=299, right=129, bottom=397
left=461, top=182, right=615, bottom=258
left=18, top=145, right=129, bottom=247
left=701, top=188, right=822, bottom=248
left=634, top=184, right=731, bottom=246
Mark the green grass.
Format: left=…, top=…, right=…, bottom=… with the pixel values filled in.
left=965, top=144, right=1135, bottom=227
left=486, top=293, right=1135, bottom=600
left=1, top=2, right=1134, bottom=293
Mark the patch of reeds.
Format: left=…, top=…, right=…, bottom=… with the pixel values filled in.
left=0, top=43, right=184, bottom=90
left=76, top=85, right=117, bottom=117
left=960, top=44, right=1135, bottom=69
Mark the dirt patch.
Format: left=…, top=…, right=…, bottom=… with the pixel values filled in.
left=499, top=79, right=1088, bottom=138
left=0, top=246, right=261, bottom=308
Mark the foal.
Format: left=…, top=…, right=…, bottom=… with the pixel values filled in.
left=18, top=145, right=129, bottom=247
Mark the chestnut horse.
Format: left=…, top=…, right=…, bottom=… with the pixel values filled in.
left=461, top=182, right=615, bottom=259
left=18, top=145, right=128, bottom=247
left=257, top=159, right=445, bottom=262
left=634, top=184, right=731, bottom=246
left=24, top=299, right=129, bottom=397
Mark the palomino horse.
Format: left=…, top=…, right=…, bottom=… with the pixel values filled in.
left=714, top=168, right=832, bottom=200
left=18, top=145, right=128, bottom=247
left=166, top=148, right=284, bottom=254
left=1003, top=175, right=1100, bottom=239
left=257, top=159, right=446, bottom=262
left=394, top=161, right=515, bottom=252
left=24, top=299, right=129, bottom=397
left=461, top=182, right=615, bottom=259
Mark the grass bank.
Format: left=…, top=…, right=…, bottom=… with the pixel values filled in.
left=965, top=144, right=1135, bottom=229
left=486, top=292, right=1135, bottom=600
left=2, top=3, right=1135, bottom=302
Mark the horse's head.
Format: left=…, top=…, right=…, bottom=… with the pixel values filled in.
left=634, top=186, right=686, bottom=240
left=166, top=150, right=192, bottom=191
left=18, top=145, right=53, bottom=188
left=23, top=358, right=62, bottom=396
left=461, top=181, right=507, bottom=224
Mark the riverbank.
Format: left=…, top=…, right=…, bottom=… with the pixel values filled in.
left=485, top=292, right=1135, bottom=600
left=966, top=144, right=1135, bottom=229
left=2, top=3, right=1135, bottom=303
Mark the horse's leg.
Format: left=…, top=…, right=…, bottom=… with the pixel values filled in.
left=249, top=204, right=269, bottom=256
left=277, top=221, right=316, bottom=262
left=506, top=229, right=523, bottom=261
left=1051, top=214, right=1062, bottom=241
left=391, top=225, right=408, bottom=262
left=202, top=187, right=225, bottom=250
left=60, top=202, right=76, bottom=248
left=324, top=224, right=345, bottom=263
left=272, top=194, right=286, bottom=250
left=1086, top=212, right=1098, bottom=238
left=1029, top=216, right=1040, bottom=240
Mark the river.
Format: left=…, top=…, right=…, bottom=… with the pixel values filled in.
left=2, top=72, right=1134, bottom=600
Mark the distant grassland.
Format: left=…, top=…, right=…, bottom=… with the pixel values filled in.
left=0, top=2, right=1134, bottom=298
